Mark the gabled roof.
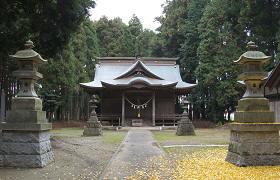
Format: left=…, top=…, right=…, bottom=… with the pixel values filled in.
left=80, top=57, right=196, bottom=92
left=102, top=77, right=177, bottom=88
left=114, top=60, right=163, bottom=80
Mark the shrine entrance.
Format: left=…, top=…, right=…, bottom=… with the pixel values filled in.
left=124, top=91, right=155, bottom=126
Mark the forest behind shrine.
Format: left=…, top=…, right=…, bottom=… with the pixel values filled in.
left=1, top=0, right=280, bottom=122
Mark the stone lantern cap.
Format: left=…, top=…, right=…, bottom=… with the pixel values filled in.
left=10, top=40, right=47, bottom=64
left=234, top=41, right=271, bottom=65
left=235, top=41, right=270, bottom=81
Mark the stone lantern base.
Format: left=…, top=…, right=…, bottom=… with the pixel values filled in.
left=0, top=131, right=54, bottom=168
left=83, top=120, right=102, bottom=136
left=226, top=123, right=280, bottom=166
left=0, top=97, right=54, bottom=168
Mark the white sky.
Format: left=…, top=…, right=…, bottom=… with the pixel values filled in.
left=90, top=0, right=166, bottom=31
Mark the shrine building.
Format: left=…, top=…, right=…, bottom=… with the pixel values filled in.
left=265, top=61, right=280, bottom=122
left=80, top=57, right=196, bottom=126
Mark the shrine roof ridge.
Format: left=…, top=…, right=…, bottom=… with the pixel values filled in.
left=97, top=57, right=178, bottom=61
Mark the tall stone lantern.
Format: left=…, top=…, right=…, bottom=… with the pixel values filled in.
left=226, top=41, right=280, bottom=166
left=176, top=97, right=195, bottom=136
left=0, top=40, right=54, bottom=167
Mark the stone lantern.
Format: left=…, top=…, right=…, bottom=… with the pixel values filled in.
left=45, top=93, right=59, bottom=122
left=226, top=41, right=280, bottom=166
left=83, top=95, right=102, bottom=136
left=0, top=40, right=54, bottom=168
left=176, top=97, right=195, bottom=136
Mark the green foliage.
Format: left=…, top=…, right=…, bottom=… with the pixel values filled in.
left=95, top=17, right=129, bottom=56
left=277, top=30, right=280, bottom=62
left=128, top=14, right=143, bottom=38
left=179, top=0, right=209, bottom=83
left=235, top=1, right=280, bottom=70
left=36, top=14, right=154, bottom=115
left=40, top=19, right=100, bottom=107
left=83, top=20, right=101, bottom=78
left=0, top=0, right=95, bottom=113
left=156, top=0, right=191, bottom=57
left=155, top=0, right=280, bottom=122
left=0, top=0, right=95, bottom=57
left=95, top=15, right=158, bottom=57
left=195, top=0, right=242, bottom=122
left=136, top=29, right=159, bottom=57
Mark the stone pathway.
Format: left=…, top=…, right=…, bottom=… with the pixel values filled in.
left=100, top=128, right=164, bottom=179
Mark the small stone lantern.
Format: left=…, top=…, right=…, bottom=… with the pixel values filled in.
left=0, top=40, right=54, bottom=168
left=176, top=97, right=195, bottom=136
left=45, top=93, right=58, bottom=122
left=226, top=41, right=280, bottom=166
left=83, top=95, right=102, bottom=136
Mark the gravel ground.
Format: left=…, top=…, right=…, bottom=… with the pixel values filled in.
left=0, top=129, right=127, bottom=180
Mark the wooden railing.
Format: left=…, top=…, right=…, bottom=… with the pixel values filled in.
left=155, top=114, right=182, bottom=126
left=97, top=114, right=183, bottom=126
left=97, top=114, right=121, bottom=126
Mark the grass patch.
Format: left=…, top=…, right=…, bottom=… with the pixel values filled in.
left=102, top=130, right=127, bottom=145
left=152, top=128, right=230, bottom=145
left=51, top=127, right=83, bottom=137
left=51, top=128, right=127, bottom=145
left=153, top=130, right=191, bottom=141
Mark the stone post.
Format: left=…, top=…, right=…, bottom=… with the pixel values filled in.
left=0, top=40, right=54, bottom=168
left=83, top=95, right=102, bottom=136
left=226, top=41, right=280, bottom=166
left=176, top=98, right=195, bottom=136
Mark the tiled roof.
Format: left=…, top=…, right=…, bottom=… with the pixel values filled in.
left=80, top=57, right=196, bottom=90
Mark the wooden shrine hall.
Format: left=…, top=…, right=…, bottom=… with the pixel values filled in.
left=80, top=57, right=196, bottom=126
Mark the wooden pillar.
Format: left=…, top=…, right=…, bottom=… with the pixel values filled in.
left=152, top=91, right=155, bottom=126
left=0, top=89, right=5, bottom=122
left=100, top=92, right=103, bottom=118
left=122, top=92, right=125, bottom=126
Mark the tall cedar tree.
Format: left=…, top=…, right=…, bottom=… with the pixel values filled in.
left=239, top=0, right=280, bottom=69
left=0, top=0, right=95, bottom=111
left=156, top=0, right=190, bottom=57
left=40, top=19, right=100, bottom=113
left=179, top=0, right=209, bottom=83
left=196, top=0, right=242, bottom=122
